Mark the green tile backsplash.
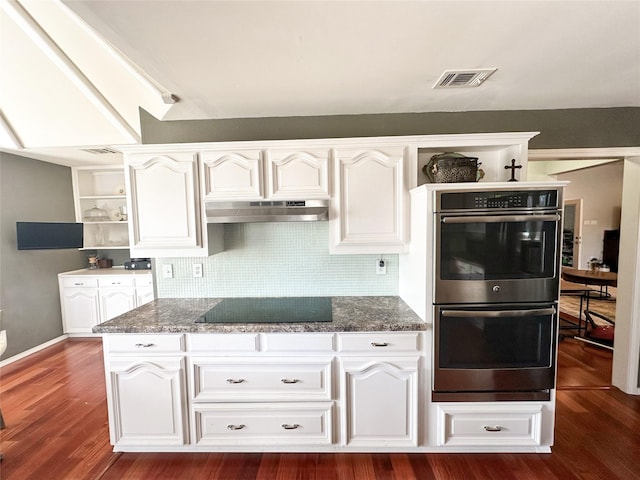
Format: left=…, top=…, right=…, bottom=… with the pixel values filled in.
left=154, top=222, right=398, bottom=298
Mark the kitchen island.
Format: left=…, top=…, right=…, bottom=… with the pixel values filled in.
left=92, top=296, right=426, bottom=334
left=93, top=296, right=554, bottom=453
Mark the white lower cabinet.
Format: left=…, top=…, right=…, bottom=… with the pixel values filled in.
left=100, top=331, right=554, bottom=452
left=107, top=356, right=188, bottom=447
left=104, top=334, right=187, bottom=448
left=99, top=277, right=137, bottom=322
left=193, top=402, right=333, bottom=446
left=340, top=357, right=419, bottom=447
left=435, top=403, right=543, bottom=447
left=59, top=271, right=154, bottom=334
left=191, top=357, right=333, bottom=402
left=189, top=350, right=335, bottom=447
left=60, top=285, right=100, bottom=334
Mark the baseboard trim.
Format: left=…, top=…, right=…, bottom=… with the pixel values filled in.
left=0, top=334, right=69, bottom=367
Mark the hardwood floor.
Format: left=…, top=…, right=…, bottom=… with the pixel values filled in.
left=1, top=338, right=639, bottom=480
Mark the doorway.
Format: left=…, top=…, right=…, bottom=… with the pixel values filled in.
left=563, top=199, right=583, bottom=268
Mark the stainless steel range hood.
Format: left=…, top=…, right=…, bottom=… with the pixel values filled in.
left=206, top=200, right=329, bottom=223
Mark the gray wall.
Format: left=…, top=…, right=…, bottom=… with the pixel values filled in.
left=0, top=153, right=86, bottom=359
left=140, top=107, right=640, bottom=149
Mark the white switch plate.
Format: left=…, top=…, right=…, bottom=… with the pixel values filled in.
left=193, top=263, right=203, bottom=278
left=162, top=264, right=173, bottom=278
left=376, top=259, right=387, bottom=275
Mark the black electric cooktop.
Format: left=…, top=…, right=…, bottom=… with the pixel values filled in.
left=195, top=297, right=333, bottom=324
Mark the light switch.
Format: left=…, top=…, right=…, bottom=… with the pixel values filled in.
left=193, top=263, right=203, bottom=278
left=162, top=264, right=173, bottom=278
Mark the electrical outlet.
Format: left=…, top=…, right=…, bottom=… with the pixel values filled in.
left=376, top=259, right=387, bottom=275
left=193, top=263, right=203, bottom=278
left=162, top=264, right=173, bottom=279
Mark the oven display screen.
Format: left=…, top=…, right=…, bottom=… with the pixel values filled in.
left=440, top=190, right=558, bottom=210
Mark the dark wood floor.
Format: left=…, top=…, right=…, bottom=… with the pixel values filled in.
left=1, top=337, right=639, bottom=480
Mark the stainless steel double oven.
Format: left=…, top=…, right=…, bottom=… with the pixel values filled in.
left=432, top=186, right=563, bottom=402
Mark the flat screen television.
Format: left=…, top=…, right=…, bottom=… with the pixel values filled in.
left=16, top=222, right=83, bottom=250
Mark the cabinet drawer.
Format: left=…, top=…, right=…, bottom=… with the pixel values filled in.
left=437, top=404, right=543, bottom=447
left=61, top=277, right=99, bottom=288
left=338, top=332, right=421, bottom=353
left=105, top=334, right=185, bottom=353
left=192, top=358, right=332, bottom=401
left=262, top=333, right=334, bottom=352
left=134, top=275, right=154, bottom=287
left=98, top=276, right=135, bottom=288
left=193, top=402, right=333, bottom=445
left=188, top=334, right=259, bottom=353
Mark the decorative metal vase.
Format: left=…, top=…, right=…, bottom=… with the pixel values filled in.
left=423, top=152, right=481, bottom=183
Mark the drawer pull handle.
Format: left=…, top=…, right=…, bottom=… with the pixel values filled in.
left=73, top=282, right=84, bottom=286
left=371, top=342, right=389, bottom=347
left=135, top=343, right=155, bottom=348
left=226, top=378, right=246, bottom=384
left=281, top=424, right=300, bottom=430
left=483, top=425, right=503, bottom=432
left=227, top=424, right=245, bottom=430
left=281, top=378, right=300, bottom=384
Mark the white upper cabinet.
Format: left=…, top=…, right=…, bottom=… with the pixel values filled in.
left=331, top=146, right=406, bottom=254
left=266, top=148, right=330, bottom=200
left=201, top=148, right=330, bottom=201
left=125, top=152, right=222, bottom=257
left=201, top=150, right=264, bottom=201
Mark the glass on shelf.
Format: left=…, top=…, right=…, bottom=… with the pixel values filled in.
left=82, top=205, right=110, bottom=222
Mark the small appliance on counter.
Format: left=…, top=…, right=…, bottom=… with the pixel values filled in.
left=124, top=258, right=152, bottom=270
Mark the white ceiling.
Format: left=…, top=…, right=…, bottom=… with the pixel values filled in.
left=1, top=0, right=639, bottom=166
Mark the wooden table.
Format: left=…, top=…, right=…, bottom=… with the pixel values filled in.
left=561, top=267, right=617, bottom=288
left=559, top=279, right=596, bottom=336
left=560, top=268, right=617, bottom=338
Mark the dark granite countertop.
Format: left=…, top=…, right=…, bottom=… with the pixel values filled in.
left=92, top=296, right=427, bottom=333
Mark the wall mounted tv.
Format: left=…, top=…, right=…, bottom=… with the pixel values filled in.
left=16, top=222, right=83, bottom=250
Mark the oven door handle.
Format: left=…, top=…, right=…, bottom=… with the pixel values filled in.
left=441, top=214, right=561, bottom=224
left=441, top=307, right=556, bottom=318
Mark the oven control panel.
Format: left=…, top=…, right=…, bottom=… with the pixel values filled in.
left=440, top=189, right=559, bottom=211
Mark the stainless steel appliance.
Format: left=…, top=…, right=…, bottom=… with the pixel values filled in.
left=432, top=186, right=563, bottom=402
left=124, top=258, right=152, bottom=270
left=433, top=302, right=557, bottom=401
left=435, top=188, right=562, bottom=304
left=195, top=297, right=333, bottom=323
left=206, top=200, right=329, bottom=223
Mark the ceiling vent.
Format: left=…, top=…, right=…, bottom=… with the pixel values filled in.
left=80, top=147, right=120, bottom=155
left=433, top=69, right=497, bottom=89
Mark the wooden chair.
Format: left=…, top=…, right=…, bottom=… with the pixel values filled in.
left=583, top=310, right=615, bottom=348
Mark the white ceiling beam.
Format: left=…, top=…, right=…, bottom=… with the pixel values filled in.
left=58, top=0, right=177, bottom=109
left=0, top=109, right=24, bottom=149
left=0, top=0, right=140, bottom=144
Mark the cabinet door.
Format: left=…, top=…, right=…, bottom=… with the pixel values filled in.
left=201, top=150, right=263, bottom=200
left=61, top=288, right=100, bottom=333
left=100, top=288, right=137, bottom=321
left=332, top=147, right=406, bottom=254
left=126, top=152, right=202, bottom=249
left=266, top=149, right=330, bottom=199
left=107, top=357, right=187, bottom=446
left=341, top=357, right=419, bottom=447
left=136, top=286, right=155, bottom=307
